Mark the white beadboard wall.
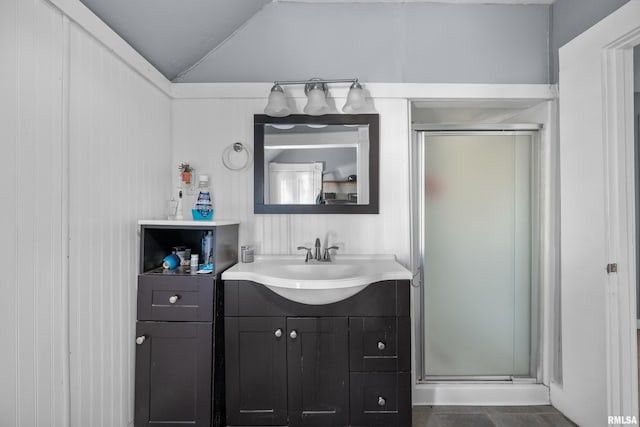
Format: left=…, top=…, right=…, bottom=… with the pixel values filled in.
left=1, top=0, right=66, bottom=426
left=171, top=97, right=411, bottom=265
left=67, top=22, right=171, bottom=427
left=1, top=0, right=171, bottom=426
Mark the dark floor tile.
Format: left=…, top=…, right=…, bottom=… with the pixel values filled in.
left=431, top=405, right=490, bottom=414
left=489, top=413, right=547, bottom=427
left=538, top=413, right=579, bottom=427
left=484, top=405, right=559, bottom=414
left=413, top=406, right=438, bottom=427
left=434, top=413, right=496, bottom=427
left=412, top=405, right=577, bottom=427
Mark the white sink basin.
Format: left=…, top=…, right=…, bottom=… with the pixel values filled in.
left=221, top=255, right=412, bottom=305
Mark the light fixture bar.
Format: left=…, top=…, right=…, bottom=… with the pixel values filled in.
left=273, top=78, right=358, bottom=86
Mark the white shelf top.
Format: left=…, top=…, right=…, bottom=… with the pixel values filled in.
left=138, top=219, right=240, bottom=227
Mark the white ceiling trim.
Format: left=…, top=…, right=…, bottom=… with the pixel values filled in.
left=274, top=0, right=555, bottom=4
left=171, top=82, right=557, bottom=101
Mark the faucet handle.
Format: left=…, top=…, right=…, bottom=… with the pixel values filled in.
left=322, top=246, right=340, bottom=261
left=297, top=246, right=313, bottom=262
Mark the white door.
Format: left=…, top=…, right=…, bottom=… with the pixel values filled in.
left=554, top=1, right=640, bottom=426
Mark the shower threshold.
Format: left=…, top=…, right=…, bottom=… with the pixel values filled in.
left=421, top=376, right=538, bottom=384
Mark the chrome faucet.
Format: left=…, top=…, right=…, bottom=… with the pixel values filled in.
left=298, top=238, right=339, bottom=262
left=296, top=245, right=313, bottom=262
left=314, top=238, right=322, bottom=261
left=322, top=244, right=340, bottom=262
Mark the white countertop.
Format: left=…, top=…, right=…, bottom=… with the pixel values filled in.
left=222, top=255, right=412, bottom=304
left=138, top=219, right=240, bottom=227
left=223, top=254, right=412, bottom=288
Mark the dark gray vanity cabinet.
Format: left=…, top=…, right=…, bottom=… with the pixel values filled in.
left=134, top=221, right=239, bottom=427
left=225, top=316, right=350, bottom=427
left=224, top=279, right=411, bottom=427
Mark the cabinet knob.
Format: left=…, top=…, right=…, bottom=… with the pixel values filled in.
left=168, top=295, right=180, bottom=304
left=290, top=330, right=298, bottom=340
left=377, top=341, right=386, bottom=351
left=275, top=329, right=283, bottom=338
left=377, top=396, right=386, bottom=407
left=135, top=335, right=146, bottom=345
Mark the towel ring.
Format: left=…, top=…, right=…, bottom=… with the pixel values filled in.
left=222, top=142, right=252, bottom=171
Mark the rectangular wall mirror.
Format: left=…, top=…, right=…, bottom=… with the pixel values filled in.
left=254, top=114, right=379, bottom=214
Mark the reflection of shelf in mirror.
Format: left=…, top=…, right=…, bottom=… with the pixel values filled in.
left=323, top=180, right=356, bottom=184
left=324, top=199, right=357, bottom=205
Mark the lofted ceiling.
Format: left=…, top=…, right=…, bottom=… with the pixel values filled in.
left=79, top=0, right=555, bottom=82
left=79, top=0, right=271, bottom=80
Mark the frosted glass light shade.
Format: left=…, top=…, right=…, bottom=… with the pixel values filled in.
left=303, top=87, right=329, bottom=115
left=264, top=85, right=291, bottom=117
left=342, top=83, right=366, bottom=113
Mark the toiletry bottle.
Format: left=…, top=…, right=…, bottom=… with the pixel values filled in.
left=175, top=189, right=184, bottom=220
left=192, top=175, right=214, bottom=220
left=201, top=231, right=213, bottom=266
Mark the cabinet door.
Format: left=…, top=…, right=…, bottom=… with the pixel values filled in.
left=134, top=321, right=212, bottom=427
left=225, top=317, right=287, bottom=426
left=287, top=317, right=349, bottom=426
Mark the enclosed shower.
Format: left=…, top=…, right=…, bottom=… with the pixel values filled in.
left=413, top=128, right=541, bottom=383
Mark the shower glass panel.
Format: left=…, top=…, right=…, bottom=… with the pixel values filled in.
left=421, top=132, right=534, bottom=378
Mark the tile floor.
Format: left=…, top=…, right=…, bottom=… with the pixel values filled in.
left=412, top=405, right=578, bottom=427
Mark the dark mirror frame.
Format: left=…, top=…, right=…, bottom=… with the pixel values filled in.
left=254, top=113, right=379, bottom=214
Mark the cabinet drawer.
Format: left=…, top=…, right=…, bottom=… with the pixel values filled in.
left=349, top=372, right=411, bottom=427
left=137, top=275, right=214, bottom=321
left=349, top=317, right=410, bottom=372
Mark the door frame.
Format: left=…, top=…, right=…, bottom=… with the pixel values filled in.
left=553, top=0, right=640, bottom=422
left=601, top=17, right=640, bottom=419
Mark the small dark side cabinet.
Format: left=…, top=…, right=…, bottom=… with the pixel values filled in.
left=134, top=221, right=238, bottom=427
left=224, top=279, right=411, bottom=427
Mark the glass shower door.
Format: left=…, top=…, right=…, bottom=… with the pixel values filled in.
left=420, top=131, right=535, bottom=379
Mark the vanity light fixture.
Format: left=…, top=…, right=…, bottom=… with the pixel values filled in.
left=263, top=78, right=367, bottom=117
left=264, top=84, right=291, bottom=117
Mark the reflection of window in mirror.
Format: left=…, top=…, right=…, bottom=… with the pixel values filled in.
left=268, top=162, right=323, bottom=204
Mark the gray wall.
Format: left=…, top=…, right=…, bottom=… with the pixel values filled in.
left=176, top=2, right=550, bottom=84
left=550, top=0, right=629, bottom=83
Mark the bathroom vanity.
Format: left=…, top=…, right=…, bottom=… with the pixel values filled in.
left=222, top=256, right=412, bottom=427
left=134, top=220, right=239, bottom=427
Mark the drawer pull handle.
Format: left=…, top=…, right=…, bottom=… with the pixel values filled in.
left=377, top=396, right=386, bottom=407
left=377, top=341, right=386, bottom=351
left=275, top=329, right=283, bottom=338
left=169, top=295, right=180, bottom=304
left=135, top=335, right=146, bottom=345
left=290, top=330, right=298, bottom=340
